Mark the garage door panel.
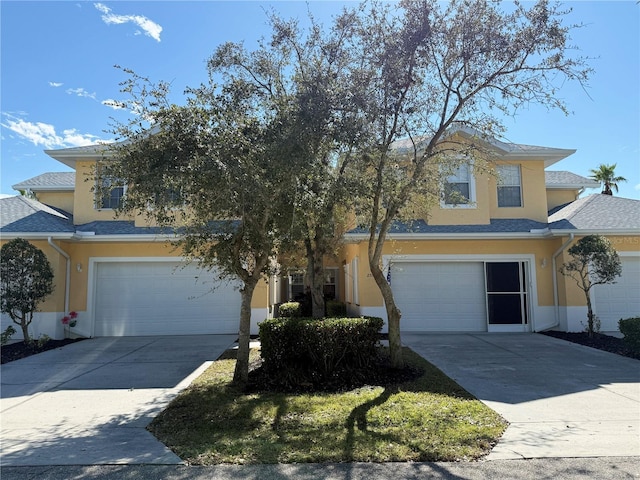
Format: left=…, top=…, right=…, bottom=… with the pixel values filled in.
left=94, top=261, right=239, bottom=336
left=391, top=262, right=486, bottom=332
left=594, top=256, right=640, bottom=331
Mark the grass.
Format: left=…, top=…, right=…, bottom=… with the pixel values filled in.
left=148, top=347, right=507, bottom=465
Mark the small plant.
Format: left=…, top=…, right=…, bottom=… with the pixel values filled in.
left=35, top=334, right=51, bottom=349
left=1, top=325, right=16, bottom=346
left=619, top=317, right=640, bottom=352
left=582, top=314, right=601, bottom=334
left=278, top=302, right=301, bottom=318
left=61, top=311, right=79, bottom=328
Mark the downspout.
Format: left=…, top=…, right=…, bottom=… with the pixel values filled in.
left=551, top=233, right=574, bottom=329
left=48, top=237, right=70, bottom=314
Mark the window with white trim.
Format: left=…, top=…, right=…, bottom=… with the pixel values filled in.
left=98, top=176, right=125, bottom=210
left=497, top=164, right=522, bottom=207
left=443, top=162, right=475, bottom=206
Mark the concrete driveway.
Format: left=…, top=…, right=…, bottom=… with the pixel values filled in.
left=0, top=335, right=236, bottom=466
left=403, top=333, right=640, bottom=460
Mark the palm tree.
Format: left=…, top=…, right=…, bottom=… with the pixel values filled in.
left=589, top=163, right=627, bottom=195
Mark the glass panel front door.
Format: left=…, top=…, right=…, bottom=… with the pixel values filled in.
left=486, top=262, right=528, bottom=326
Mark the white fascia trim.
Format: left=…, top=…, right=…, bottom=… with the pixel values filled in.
left=549, top=229, right=640, bottom=236
left=0, top=232, right=75, bottom=240
left=15, top=186, right=75, bottom=192
left=71, top=234, right=179, bottom=242
left=345, top=231, right=550, bottom=241
left=546, top=183, right=599, bottom=190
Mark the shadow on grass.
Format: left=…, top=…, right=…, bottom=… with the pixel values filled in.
left=148, top=347, right=506, bottom=464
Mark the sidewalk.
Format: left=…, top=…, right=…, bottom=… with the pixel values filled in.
left=2, top=457, right=639, bottom=480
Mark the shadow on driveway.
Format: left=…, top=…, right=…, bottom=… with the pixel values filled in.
left=0, top=335, right=236, bottom=466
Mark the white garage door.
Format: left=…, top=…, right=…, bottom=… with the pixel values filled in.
left=593, top=256, right=640, bottom=331
left=390, top=262, right=487, bottom=332
left=94, top=261, right=240, bottom=336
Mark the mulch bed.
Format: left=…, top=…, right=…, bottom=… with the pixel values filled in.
left=1, top=338, right=85, bottom=364
left=540, top=331, right=640, bottom=360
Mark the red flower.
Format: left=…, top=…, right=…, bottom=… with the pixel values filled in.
left=61, top=316, right=70, bottom=325
left=69, top=311, right=78, bottom=319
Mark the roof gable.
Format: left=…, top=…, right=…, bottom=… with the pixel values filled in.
left=545, top=171, right=599, bottom=189
left=0, top=196, right=74, bottom=234
left=12, top=172, right=76, bottom=192
left=549, top=194, right=640, bottom=231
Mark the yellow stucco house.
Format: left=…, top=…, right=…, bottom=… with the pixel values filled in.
left=2, top=134, right=639, bottom=340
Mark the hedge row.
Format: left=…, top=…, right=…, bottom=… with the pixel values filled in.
left=619, top=317, right=640, bottom=352
left=258, top=316, right=383, bottom=388
left=278, top=300, right=348, bottom=318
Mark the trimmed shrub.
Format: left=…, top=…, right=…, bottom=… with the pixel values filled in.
left=258, top=316, right=384, bottom=389
left=326, top=300, right=347, bottom=317
left=278, top=302, right=301, bottom=318
left=619, top=317, right=640, bottom=352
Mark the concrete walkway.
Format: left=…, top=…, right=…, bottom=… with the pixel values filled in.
left=403, top=333, right=640, bottom=460
left=0, top=335, right=236, bottom=466
left=2, top=457, right=639, bottom=480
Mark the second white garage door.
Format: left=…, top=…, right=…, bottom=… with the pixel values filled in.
left=593, top=255, right=640, bottom=331
left=93, top=261, right=240, bottom=336
left=390, top=262, right=487, bottom=332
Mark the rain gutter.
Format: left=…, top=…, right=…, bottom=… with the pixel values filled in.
left=551, top=233, right=575, bottom=330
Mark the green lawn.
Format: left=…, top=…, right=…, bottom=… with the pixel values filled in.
left=148, top=347, right=507, bottom=464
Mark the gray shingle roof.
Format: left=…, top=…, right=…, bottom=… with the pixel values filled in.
left=549, top=194, right=640, bottom=231
left=348, top=218, right=549, bottom=235
left=0, top=196, right=74, bottom=233
left=545, top=171, right=599, bottom=189
left=12, top=172, right=75, bottom=191
left=76, top=221, right=177, bottom=236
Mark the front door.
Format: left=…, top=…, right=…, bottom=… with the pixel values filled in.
left=485, top=262, right=530, bottom=332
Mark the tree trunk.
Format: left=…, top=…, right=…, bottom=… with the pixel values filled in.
left=368, top=259, right=403, bottom=367
left=17, top=312, right=31, bottom=344
left=585, top=290, right=595, bottom=338
left=233, top=280, right=257, bottom=385
left=306, top=239, right=325, bottom=319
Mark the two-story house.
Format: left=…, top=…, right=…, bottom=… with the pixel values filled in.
left=2, top=131, right=639, bottom=340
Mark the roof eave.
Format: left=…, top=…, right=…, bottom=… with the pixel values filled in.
left=549, top=228, right=640, bottom=236
left=546, top=184, right=599, bottom=190
left=344, top=231, right=551, bottom=241
left=71, top=233, right=179, bottom=242
left=0, top=232, right=75, bottom=240
left=10, top=185, right=75, bottom=192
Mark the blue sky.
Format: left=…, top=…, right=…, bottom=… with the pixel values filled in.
left=1, top=1, right=639, bottom=199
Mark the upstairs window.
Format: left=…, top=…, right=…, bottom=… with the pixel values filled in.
left=497, top=164, right=522, bottom=207
left=98, top=177, right=125, bottom=210
left=443, top=163, right=475, bottom=206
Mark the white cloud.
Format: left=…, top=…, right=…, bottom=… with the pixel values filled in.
left=1, top=114, right=103, bottom=149
left=66, top=87, right=97, bottom=100
left=94, top=3, right=162, bottom=42
left=49, top=82, right=63, bottom=87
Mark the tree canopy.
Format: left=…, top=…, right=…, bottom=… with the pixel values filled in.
left=589, top=163, right=627, bottom=195
left=105, top=0, right=591, bottom=372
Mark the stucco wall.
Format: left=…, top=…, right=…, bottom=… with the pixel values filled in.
left=547, top=189, right=578, bottom=212
left=36, top=191, right=75, bottom=214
